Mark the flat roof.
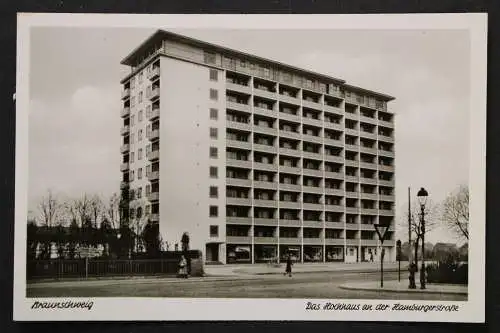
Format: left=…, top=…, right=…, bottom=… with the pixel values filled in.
left=121, top=29, right=395, bottom=102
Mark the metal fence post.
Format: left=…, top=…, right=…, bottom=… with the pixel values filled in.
left=85, top=257, right=89, bottom=279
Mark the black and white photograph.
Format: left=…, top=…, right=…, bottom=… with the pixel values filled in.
left=13, top=13, right=487, bottom=322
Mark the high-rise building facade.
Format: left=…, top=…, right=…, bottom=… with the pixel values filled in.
left=120, top=30, right=396, bottom=264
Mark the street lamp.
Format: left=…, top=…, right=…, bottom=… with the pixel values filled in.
left=374, top=223, right=390, bottom=288
left=417, top=187, right=428, bottom=289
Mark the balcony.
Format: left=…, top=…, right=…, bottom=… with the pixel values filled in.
left=148, top=88, right=160, bottom=101
left=303, top=168, right=323, bottom=178
left=345, top=175, right=359, bottom=182
left=325, top=188, right=344, bottom=196
left=379, top=194, right=395, bottom=202
left=378, top=119, right=394, bottom=128
left=360, top=224, right=376, bottom=231
left=280, top=237, right=301, bottom=245
left=226, top=82, right=251, bottom=94
left=147, top=150, right=159, bottom=161
left=345, top=160, right=359, bottom=168
left=120, top=181, right=129, bottom=189
left=359, top=146, right=378, bottom=155
left=346, top=239, right=360, bottom=246
left=345, top=191, right=359, bottom=199
left=147, top=129, right=160, bottom=141
left=226, top=158, right=252, bottom=169
left=360, top=177, right=378, bottom=185
left=324, top=137, right=343, bottom=147
left=302, top=117, right=322, bottom=127
left=302, top=203, right=323, bottom=211
left=150, top=107, right=160, bottom=121
left=345, top=128, right=359, bottom=136
left=148, top=171, right=159, bottom=181
left=120, top=125, right=130, bottom=136
left=150, top=213, right=160, bottom=223
left=253, top=125, right=278, bottom=136
left=226, top=216, right=252, bottom=225
left=227, top=120, right=252, bottom=132
left=302, top=134, right=323, bottom=145
left=120, top=144, right=130, bottom=153
left=324, top=121, right=343, bottom=131
left=378, top=179, right=395, bottom=187
left=148, top=67, right=160, bottom=80
left=325, top=204, right=344, bottom=213
left=378, top=135, right=395, bottom=143
left=254, top=143, right=277, bottom=154
left=344, top=144, right=359, bottom=152
left=253, top=180, right=278, bottom=190
left=324, top=104, right=343, bottom=116
left=227, top=101, right=251, bottom=113
left=226, top=139, right=252, bottom=150
left=325, top=221, right=344, bottom=229
left=278, top=183, right=302, bottom=192
left=325, top=238, right=344, bottom=246
left=360, top=239, right=379, bottom=246
left=378, top=149, right=395, bottom=158
left=120, top=163, right=129, bottom=172
left=253, top=199, right=278, bottom=208
left=344, top=112, right=358, bottom=121
left=254, top=236, right=278, bottom=244
left=121, top=107, right=130, bottom=118
left=254, top=87, right=277, bottom=100
left=253, top=106, right=276, bottom=117
left=303, top=237, right=323, bottom=245
left=302, top=99, right=322, bottom=110
left=147, top=192, right=159, bottom=202
left=253, top=162, right=278, bottom=172
left=279, top=165, right=302, bottom=175
left=279, top=219, right=301, bottom=227
left=303, top=221, right=323, bottom=228
left=324, top=155, right=344, bottom=164
left=226, top=197, right=252, bottom=206
left=279, top=147, right=301, bottom=158
left=303, top=186, right=323, bottom=194
left=360, top=162, right=377, bottom=170
left=345, top=207, right=359, bottom=214
left=279, top=200, right=300, bottom=209
left=378, top=164, right=395, bottom=172
left=359, top=130, right=377, bottom=140
left=359, top=115, right=377, bottom=124
left=360, top=192, right=378, bottom=200
left=226, top=178, right=252, bottom=187
left=254, top=218, right=278, bottom=226
left=324, top=171, right=343, bottom=180
left=360, top=208, right=378, bottom=215
left=302, top=151, right=323, bottom=161
left=226, top=236, right=252, bottom=244
left=279, top=94, right=301, bottom=105
left=121, top=88, right=130, bottom=100
left=279, top=130, right=301, bottom=140
left=279, top=111, right=301, bottom=123
left=379, top=209, right=395, bottom=216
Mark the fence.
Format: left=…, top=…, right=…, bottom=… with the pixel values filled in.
left=27, top=258, right=204, bottom=280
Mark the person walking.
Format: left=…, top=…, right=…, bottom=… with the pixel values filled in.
left=178, top=255, right=188, bottom=279
left=284, top=254, right=293, bottom=277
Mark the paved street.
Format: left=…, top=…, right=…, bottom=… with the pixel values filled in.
left=27, top=270, right=466, bottom=301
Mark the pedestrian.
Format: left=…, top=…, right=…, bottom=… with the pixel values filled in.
left=284, top=254, right=293, bottom=277
left=178, top=255, right=188, bottom=279
left=408, top=261, right=417, bottom=289
left=370, top=252, right=374, bottom=262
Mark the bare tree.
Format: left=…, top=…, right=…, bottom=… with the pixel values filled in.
left=89, top=194, right=103, bottom=228
left=38, top=189, right=61, bottom=227
left=105, top=193, right=121, bottom=229
left=74, top=193, right=92, bottom=226
left=442, top=185, right=469, bottom=240
left=399, top=199, right=440, bottom=268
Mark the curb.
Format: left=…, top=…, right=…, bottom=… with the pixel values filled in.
left=338, top=283, right=468, bottom=296
left=240, top=268, right=399, bottom=276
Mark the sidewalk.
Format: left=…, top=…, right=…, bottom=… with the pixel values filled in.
left=205, top=261, right=403, bottom=276
left=339, top=280, right=468, bottom=295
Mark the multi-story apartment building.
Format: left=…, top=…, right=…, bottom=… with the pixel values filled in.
left=119, top=30, right=396, bottom=264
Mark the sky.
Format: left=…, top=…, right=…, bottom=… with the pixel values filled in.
left=28, top=27, right=470, bottom=244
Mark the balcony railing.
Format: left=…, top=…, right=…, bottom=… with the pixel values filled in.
left=226, top=158, right=252, bottom=169
left=120, top=163, right=129, bottom=172
left=279, top=94, right=301, bottom=105
left=303, top=237, right=323, bottom=245
left=121, top=107, right=130, bottom=118
left=378, top=164, right=394, bottom=172
left=226, top=178, right=252, bottom=187
left=147, top=192, right=159, bottom=202
left=345, top=239, right=359, bottom=246
left=279, top=111, right=301, bottom=123
left=253, top=143, right=277, bottom=154
left=226, top=197, right=252, bottom=206
left=254, top=236, right=278, bottom=244
left=323, top=104, right=343, bottom=115
left=378, top=179, right=395, bottom=187
left=253, top=125, right=278, bottom=136
left=279, top=237, right=301, bottom=245
left=302, top=117, right=322, bottom=127
left=226, top=216, right=252, bottom=225
left=278, top=182, right=301, bottom=192
left=325, top=238, right=344, bottom=246
left=148, top=171, right=159, bottom=181
left=148, top=88, right=160, bottom=101
left=379, top=194, right=395, bottom=202
left=303, top=221, right=323, bottom=228
left=227, top=120, right=252, bottom=132
left=150, top=107, right=160, bottom=121
left=359, top=146, right=378, bottom=155
left=345, top=207, right=359, bottom=214
left=253, top=199, right=278, bottom=208
left=254, top=218, right=278, bottom=226
left=279, top=130, right=301, bottom=140
left=120, top=125, right=130, bottom=136
left=302, top=185, right=323, bottom=194
left=302, top=168, right=323, bottom=177
left=226, top=82, right=251, bottom=94
left=360, top=239, right=379, bottom=246
left=147, top=150, right=159, bottom=161
left=279, top=200, right=300, bottom=209
left=325, top=204, right=344, bottom=213
left=227, top=101, right=251, bottom=113
left=378, top=149, right=395, bottom=158
left=302, top=99, right=322, bottom=110
left=147, top=67, right=160, bottom=80
left=324, top=171, right=343, bottom=180
left=302, top=203, right=323, bottom=211
left=147, top=129, right=160, bottom=141
left=378, top=135, right=395, bottom=143
left=253, top=106, right=275, bottom=117
left=121, top=88, right=130, bottom=100
left=302, top=134, right=323, bottom=145
left=360, top=208, right=378, bottom=215
left=253, top=162, right=278, bottom=172
left=302, top=151, right=323, bottom=161
left=226, top=139, right=252, bottom=150
left=325, top=221, right=344, bottom=229
left=150, top=213, right=160, bottom=222
left=360, top=177, right=378, bottom=185
left=253, top=180, right=278, bottom=190
left=378, top=119, right=394, bottom=128
left=324, top=188, right=344, bottom=196
left=360, top=162, right=377, bottom=170
left=278, top=147, right=301, bottom=158
left=360, top=192, right=378, bottom=200
left=253, top=87, right=277, bottom=100
left=360, top=130, right=377, bottom=140
left=360, top=223, right=376, bottom=231
left=120, top=144, right=130, bottom=153
left=226, top=236, right=252, bottom=244
left=279, top=219, right=301, bottom=227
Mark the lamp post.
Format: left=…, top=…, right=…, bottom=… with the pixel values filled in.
left=374, top=223, right=390, bottom=288
left=417, top=187, right=428, bottom=290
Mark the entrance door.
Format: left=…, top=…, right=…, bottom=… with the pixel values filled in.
left=206, top=243, right=219, bottom=262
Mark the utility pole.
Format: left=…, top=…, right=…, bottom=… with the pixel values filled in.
left=408, top=187, right=411, bottom=260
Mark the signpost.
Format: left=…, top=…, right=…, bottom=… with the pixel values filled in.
left=374, top=224, right=390, bottom=288
left=396, top=239, right=402, bottom=282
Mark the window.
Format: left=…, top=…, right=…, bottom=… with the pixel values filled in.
left=204, top=51, right=216, bottom=64
left=131, top=115, right=135, bottom=126
left=139, top=91, right=143, bottom=103
left=209, top=186, right=218, bottom=198
left=130, top=133, right=135, bottom=144
left=210, top=108, right=218, bottom=120
left=138, top=148, right=143, bottom=160
left=146, top=184, right=151, bottom=195
left=210, top=166, right=218, bottom=178
left=138, top=110, right=143, bottom=122
left=146, top=105, right=151, bottom=119
left=137, top=187, right=142, bottom=199
left=138, top=71, right=143, bottom=84
left=240, top=59, right=246, bottom=68
left=131, top=97, right=136, bottom=108
left=130, top=152, right=135, bottom=163
left=209, top=69, right=218, bottom=81
left=209, top=225, right=219, bottom=237
left=138, top=168, right=143, bottom=179
left=145, top=205, right=151, bottom=215
left=210, top=147, right=218, bottom=158
left=210, top=127, right=218, bottom=139
left=138, top=129, right=143, bottom=142
left=209, top=89, right=218, bottom=101
left=209, top=206, right=218, bottom=217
